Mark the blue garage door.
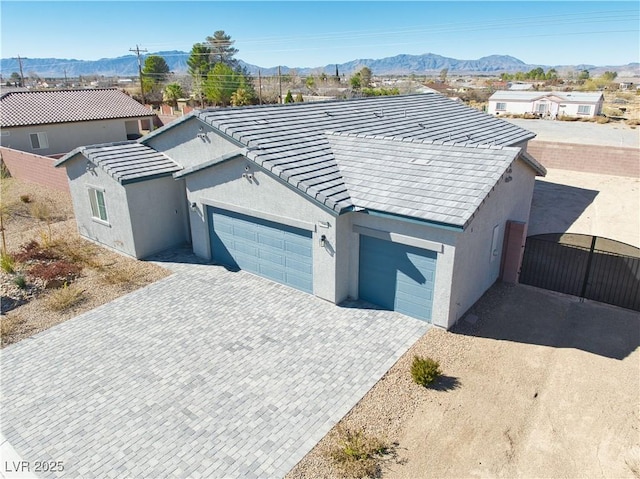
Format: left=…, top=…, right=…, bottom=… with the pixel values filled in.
left=208, top=207, right=313, bottom=293
left=359, top=235, right=437, bottom=322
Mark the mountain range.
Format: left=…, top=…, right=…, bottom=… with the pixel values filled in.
left=1, top=51, right=638, bottom=78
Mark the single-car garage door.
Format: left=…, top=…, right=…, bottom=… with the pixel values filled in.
left=359, top=234, right=437, bottom=322
left=208, top=207, right=313, bottom=293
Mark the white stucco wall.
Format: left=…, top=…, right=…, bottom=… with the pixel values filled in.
left=145, top=117, right=239, bottom=169
left=347, top=212, right=459, bottom=329
left=125, top=177, right=190, bottom=258
left=185, top=156, right=342, bottom=303
left=64, top=155, right=137, bottom=257
left=448, top=158, right=537, bottom=327
left=1, top=118, right=149, bottom=156
left=489, top=100, right=532, bottom=116
left=489, top=99, right=601, bottom=118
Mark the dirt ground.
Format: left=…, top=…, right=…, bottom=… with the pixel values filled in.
left=384, top=284, right=639, bottom=479
left=528, top=169, right=640, bottom=248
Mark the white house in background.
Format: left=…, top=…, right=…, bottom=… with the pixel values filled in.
left=0, top=89, right=156, bottom=157
left=488, top=91, right=604, bottom=118
left=56, top=94, right=546, bottom=330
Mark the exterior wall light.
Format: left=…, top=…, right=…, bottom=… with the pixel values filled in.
left=190, top=202, right=197, bottom=211
left=320, top=234, right=326, bottom=247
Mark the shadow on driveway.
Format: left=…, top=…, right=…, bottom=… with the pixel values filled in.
left=453, top=283, right=640, bottom=360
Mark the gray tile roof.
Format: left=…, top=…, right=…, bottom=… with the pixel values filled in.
left=489, top=90, right=604, bottom=103
left=327, top=132, right=522, bottom=228
left=56, top=141, right=181, bottom=185
left=183, top=93, right=537, bottom=214
left=0, top=89, right=154, bottom=127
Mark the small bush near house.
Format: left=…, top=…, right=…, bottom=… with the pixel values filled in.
left=329, top=427, right=389, bottom=479
left=411, top=355, right=442, bottom=387
left=1, top=253, right=15, bottom=273
left=29, top=201, right=52, bottom=221
left=13, top=240, right=60, bottom=263
left=45, top=283, right=85, bottom=312
left=13, top=274, right=27, bottom=289
left=29, top=260, right=82, bottom=287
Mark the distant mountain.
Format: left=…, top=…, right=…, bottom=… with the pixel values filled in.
left=1, top=51, right=637, bottom=78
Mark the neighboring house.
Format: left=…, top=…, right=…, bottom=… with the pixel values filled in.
left=0, top=89, right=156, bottom=157
left=507, top=82, right=535, bottom=91
left=56, top=94, right=545, bottom=329
left=488, top=91, right=604, bottom=118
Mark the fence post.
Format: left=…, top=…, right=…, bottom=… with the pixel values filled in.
left=579, top=236, right=597, bottom=300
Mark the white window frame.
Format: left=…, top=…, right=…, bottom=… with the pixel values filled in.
left=535, top=103, right=549, bottom=114
left=495, top=102, right=507, bottom=111
left=29, top=132, right=49, bottom=150
left=577, top=105, right=591, bottom=115
left=88, top=187, right=109, bottom=224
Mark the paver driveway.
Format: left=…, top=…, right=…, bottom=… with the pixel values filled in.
left=1, top=250, right=429, bottom=479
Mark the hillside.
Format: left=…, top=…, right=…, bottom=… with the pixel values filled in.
left=1, top=52, right=638, bottom=78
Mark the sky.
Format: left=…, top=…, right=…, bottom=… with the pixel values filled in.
left=1, top=1, right=638, bottom=68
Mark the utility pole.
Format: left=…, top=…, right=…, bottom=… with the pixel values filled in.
left=129, top=45, right=148, bottom=104
left=63, top=68, right=68, bottom=87
left=258, top=70, right=262, bottom=105
left=15, top=55, right=25, bottom=87
left=278, top=66, right=282, bottom=104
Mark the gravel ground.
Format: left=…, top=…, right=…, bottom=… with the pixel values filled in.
left=1, top=178, right=170, bottom=347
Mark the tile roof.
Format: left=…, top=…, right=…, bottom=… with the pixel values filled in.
left=55, top=141, right=181, bottom=185
left=184, top=93, right=535, bottom=216
left=489, top=90, right=604, bottom=102
left=327, top=132, right=522, bottom=228
left=181, top=93, right=536, bottom=213
left=0, top=89, right=154, bottom=127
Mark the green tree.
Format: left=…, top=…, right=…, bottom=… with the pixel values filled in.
left=284, top=90, right=294, bottom=103
left=578, top=69, right=590, bottom=81
left=359, top=67, right=372, bottom=88
left=601, top=71, right=618, bottom=82
left=204, top=63, right=243, bottom=107
left=206, top=30, right=239, bottom=68
left=9, top=72, right=21, bottom=87
left=142, top=55, right=170, bottom=99
left=187, top=43, right=211, bottom=80
left=231, top=87, right=252, bottom=106
left=305, top=76, right=316, bottom=91
left=350, top=73, right=362, bottom=90
left=163, top=82, right=184, bottom=108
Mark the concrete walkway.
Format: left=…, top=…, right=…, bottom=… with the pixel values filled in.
left=1, top=251, right=429, bottom=478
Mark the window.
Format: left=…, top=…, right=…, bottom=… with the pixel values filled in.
left=29, top=132, right=49, bottom=150
left=88, top=188, right=108, bottom=223
left=535, top=103, right=549, bottom=114
left=496, top=102, right=507, bottom=111
left=577, top=105, right=591, bottom=115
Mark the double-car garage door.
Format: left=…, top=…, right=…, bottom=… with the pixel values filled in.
left=208, top=206, right=436, bottom=322
left=208, top=207, right=313, bottom=293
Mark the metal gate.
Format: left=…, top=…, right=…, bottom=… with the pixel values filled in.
left=520, top=234, right=640, bottom=311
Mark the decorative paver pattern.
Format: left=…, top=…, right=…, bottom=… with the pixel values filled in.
left=1, top=252, right=428, bottom=478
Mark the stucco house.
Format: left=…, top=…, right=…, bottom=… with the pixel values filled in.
left=488, top=90, right=604, bottom=118
left=55, top=94, right=545, bottom=329
left=0, top=89, right=156, bottom=157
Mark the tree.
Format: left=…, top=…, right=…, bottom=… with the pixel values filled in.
left=578, top=70, right=590, bottom=81
left=602, top=71, right=618, bottom=82
left=9, top=72, right=21, bottom=87
left=204, top=62, right=243, bottom=106
left=284, top=90, right=294, bottom=103
left=142, top=55, right=170, bottom=100
left=206, top=30, right=239, bottom=68
left=439, top=68, right=448, bottom=83
left=163, top=82, right=184, bottom=108
left=187, top=43, right=211, bottom=80
left=295, top=92, right=304, bottom=102
left=359, top=67, right=372, bottom=88
left=350, top=73, right=362, bottom=90
left=231, top=87, right=252, bottom=106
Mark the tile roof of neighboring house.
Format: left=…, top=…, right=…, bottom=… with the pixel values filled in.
left=327, top=132, right=524, bottom=228
left=55, top=141, right=181, bottom=185
left=489, top=90, right=604, bottom=102
left=0, top=88, right=154, bottom=127
left=171, top=93, right=536, bottom=213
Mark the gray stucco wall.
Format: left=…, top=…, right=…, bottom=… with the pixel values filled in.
left=185, top=156, right=342, bottom=303
left=146, top=117, right=239, bottom=169
left=448, top=158, right=537, bottom=327
left=64, top=155, right=137, bottom=256
left=125, top=177, right=190, bottom=258
left=1, top=119, right=148, bottom=156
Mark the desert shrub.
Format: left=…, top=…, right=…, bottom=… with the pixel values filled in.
left=45, top=283, right=84, bottom=312
left=13, top=274, right=27, bottom=289
left=19, top=194, right=31, bottom=203
left=29, top=201, right=51, bottom=221
left=13, top=240, right=60, bottom=262
left=1, top=253, right=15, bottom=273
left=595, top=116, right=610, bottom=124
left=558, top=115, right=580, bottom=121
left=329, top=427, right=389, bottom=478
left=411, top=355, right=442, bottom=387
left=29, top=260, right=82, bottom=286
left=53, top=239, right=103, bottom=269
left=626, top=118, right=640, bottom=126
left=1, top=314, right=25, bottom=345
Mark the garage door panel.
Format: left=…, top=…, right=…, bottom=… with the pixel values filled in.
left=209, top=207, right=313, bottom=293
left=359, top=235, right=436, bottom=322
